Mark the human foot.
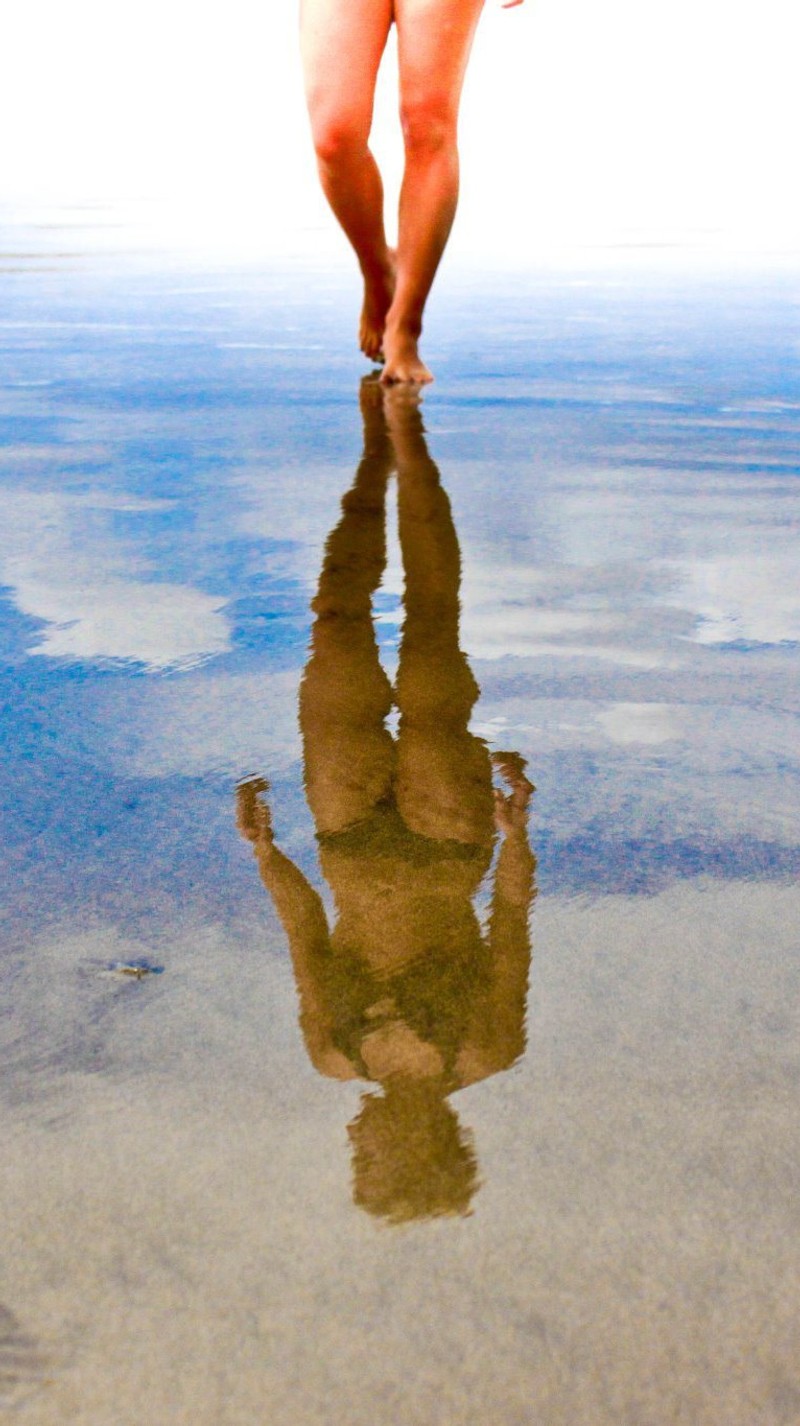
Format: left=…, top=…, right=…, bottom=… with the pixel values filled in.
left=380, top=323, right=433, bottom=385
left=359, top=251, right=396, bottom=363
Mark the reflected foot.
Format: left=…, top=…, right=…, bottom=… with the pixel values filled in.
left=359, top=370, right=390, bottom=423
left=359, top=251, right=396, bottom=363
left=358, top=375, right=396, bottom=479
left=381, top=380, right=422, bottom=423
left=380, top=322, right=433, bottom=385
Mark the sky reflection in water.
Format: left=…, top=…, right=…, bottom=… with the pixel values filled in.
left=2, top=256, right=798, bottom=938
left=1, top=239, right=799, bottom=1423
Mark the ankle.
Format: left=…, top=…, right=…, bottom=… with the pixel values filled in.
left=361, top=252, right=395, bottom=285
left=385, top=310, right=422, bottom=340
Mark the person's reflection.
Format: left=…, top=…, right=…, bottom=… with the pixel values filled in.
left=237, top=379, right=536, bottom=1223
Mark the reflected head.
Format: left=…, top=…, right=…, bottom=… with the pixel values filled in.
left=347, top=1081, right=479, bottom=1224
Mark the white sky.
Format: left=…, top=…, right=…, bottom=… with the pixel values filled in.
left=1, top=0, right=799, bottom=255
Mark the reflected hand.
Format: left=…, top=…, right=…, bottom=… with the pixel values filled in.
left=491, top=751, right=535, bottom=834
left=236, top=776, right=275, bottom=847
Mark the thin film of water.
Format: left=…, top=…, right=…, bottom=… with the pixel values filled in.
left=1, top=221, right=799, bottom=1424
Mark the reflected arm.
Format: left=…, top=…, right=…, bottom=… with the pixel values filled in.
left=237, top=783, right=357, bottom=1081
left=458, top=770, right=536, bottom=1085
left=483, top=821, right=536, bottom=1068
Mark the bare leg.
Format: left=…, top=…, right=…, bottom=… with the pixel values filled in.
left=381, top=0, right=485, bottom=384
left=300, top=0, right=396, bottom=361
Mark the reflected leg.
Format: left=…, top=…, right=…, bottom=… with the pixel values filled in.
left=387, top=390, right=494, bottom=843
left=300, top=380, right=397, bottom=834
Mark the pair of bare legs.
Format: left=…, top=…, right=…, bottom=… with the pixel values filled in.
left=300, top=0, right=486, bottom=383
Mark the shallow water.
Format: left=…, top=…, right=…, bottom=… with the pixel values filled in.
left=1, top=227, right=800, bottom=1423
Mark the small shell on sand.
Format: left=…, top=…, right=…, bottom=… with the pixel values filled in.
left=106, top=960, right=164, bottom=980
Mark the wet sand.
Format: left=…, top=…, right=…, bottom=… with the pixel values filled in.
left=1, top=227, right=799, bottom=1423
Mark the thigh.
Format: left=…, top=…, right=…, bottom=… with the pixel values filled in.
left=394, top=0, right=485, bottom=116
left=300, top=0, right=394, bottom=125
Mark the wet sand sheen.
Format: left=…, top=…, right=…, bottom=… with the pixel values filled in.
left=3, top=883, right=799, bottom=1424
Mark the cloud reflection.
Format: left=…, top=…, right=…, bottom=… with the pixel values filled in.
left=0, top=488, right=230, bottom=667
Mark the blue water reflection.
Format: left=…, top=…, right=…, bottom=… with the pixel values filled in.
left=2, top=247, right=798, bottom=955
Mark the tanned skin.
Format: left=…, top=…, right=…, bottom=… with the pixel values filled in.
left=300, top=0, right=524, bottom=384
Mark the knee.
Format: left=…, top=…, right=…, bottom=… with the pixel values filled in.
left=399, top=97, right=458, bottom=157
left=307, top=100, right=371, bottom=166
